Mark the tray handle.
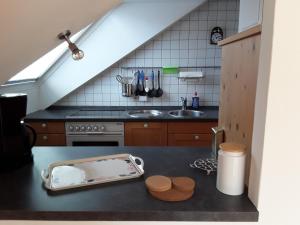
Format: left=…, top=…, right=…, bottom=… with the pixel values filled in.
left=41, top=169, right=50, bottom=184
left=132, top=156, right=144, bottom=170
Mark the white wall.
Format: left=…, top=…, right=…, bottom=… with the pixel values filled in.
left=0, top=0, right=121, bottom=84
left=56, top=0, right=239, bottom=107
left=38, top=0, right=206, bottom=109
left=248, top=0, right=300, bottom=224
left=238, top=0, right=263, bottom=32
left=0, top=82, right=40, bottom=113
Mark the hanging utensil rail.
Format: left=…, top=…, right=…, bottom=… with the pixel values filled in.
left=121, top=66, right=221, bottom=70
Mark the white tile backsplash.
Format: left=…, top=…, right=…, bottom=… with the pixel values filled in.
left=56, top=0, right=239, bottom=107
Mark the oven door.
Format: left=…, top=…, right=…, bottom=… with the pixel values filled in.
left=66, top=134, right=124, bottom=147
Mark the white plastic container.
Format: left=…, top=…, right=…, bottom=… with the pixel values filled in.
left=216, top=142, right=246, bottom=196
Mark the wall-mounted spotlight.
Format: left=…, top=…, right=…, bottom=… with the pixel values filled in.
left=58, top=30, right=84, bottom=61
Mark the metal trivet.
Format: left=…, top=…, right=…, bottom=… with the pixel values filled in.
left=190, top=158, right=217, bottom=175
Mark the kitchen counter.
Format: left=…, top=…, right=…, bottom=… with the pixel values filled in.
left=24, top=106, right=218, bottom=122
left=0, top=146, right=258, bottom=221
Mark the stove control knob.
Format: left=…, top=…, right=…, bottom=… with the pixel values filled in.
left=100, top=126, right=105, bottom=131
left=80, top=126, right=86, bottom=131
left=69, top=125, right=74, bottom=131
left=87, top=126, right=92, bottom=131
left=75, top=126, right=80, bottom=131
left=93, top=125, right=99, bottom=131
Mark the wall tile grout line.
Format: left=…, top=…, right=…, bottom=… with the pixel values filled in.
left=57, top=0, right=239, bottom=107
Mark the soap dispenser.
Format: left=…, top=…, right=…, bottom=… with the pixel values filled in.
left=191, top=92, right=199, bottom=109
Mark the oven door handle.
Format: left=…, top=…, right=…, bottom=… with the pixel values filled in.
left=67, top=132, right=124, bottom=136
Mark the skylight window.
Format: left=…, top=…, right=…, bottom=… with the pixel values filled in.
left=7, top=25, right=90, bottom=84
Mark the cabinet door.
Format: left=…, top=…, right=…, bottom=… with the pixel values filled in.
left=36, top=134, right=66, bottom=146
left=28, top=122, right=65, bottom=134
left=168, top=122, right=217, bottom=134
left=168, top=133, right=211, bottom=147
left=125, top=122, right=167, bottom=146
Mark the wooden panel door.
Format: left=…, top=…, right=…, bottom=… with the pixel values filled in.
left=125, top=122, right=167, bottom=146
left=218, top=29, right=261, bottom=183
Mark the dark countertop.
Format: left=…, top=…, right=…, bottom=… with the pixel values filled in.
left=24, top=106, right=218, bottom=122
left=0, top=146, right=258, bottom=221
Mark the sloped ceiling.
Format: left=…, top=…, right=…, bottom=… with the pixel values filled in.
left=38, top=0, right=206, bottom=109
left=0, top=0, right=121, bottom=84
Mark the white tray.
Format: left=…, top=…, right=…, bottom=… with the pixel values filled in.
left=41, top=153, right=144, bottom=191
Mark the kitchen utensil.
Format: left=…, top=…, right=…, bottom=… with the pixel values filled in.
left=155, top=70, right=163, bottom=97
left=121, top=83, right=133, bottom=97
left=41, top=153, right=144, bottom=191
left=139, top=70, right=146, bottom=96
left=134, top=70, right=141, bottom=96
left=116, top=75, right=125, bottom=84
left=145, top=175, right=172, bottom=192
left=216, top=142, right=246, bottom=196
left=145, top=175, right=195, bottom=202
left=211, top=127, right=224, bottom=160
left=144, top=76, right=150, bottom=93
left=190, top=158, right=217, bottom=175
left=171, top=177, right=195, bottom=192
left=147, top=71, right=156, bottom=97
left=149, top=188, right=194, bottom=202
left=116, top=75, right=133, bottom=97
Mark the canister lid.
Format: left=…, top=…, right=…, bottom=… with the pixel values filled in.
left=219, top=142, right=246, bottom=153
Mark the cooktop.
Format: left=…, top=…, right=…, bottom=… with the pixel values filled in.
left=66, top=110, right=125, bottom=118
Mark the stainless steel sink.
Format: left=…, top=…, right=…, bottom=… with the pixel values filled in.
left=168, top=110, right=204, bottom=118
left=127, top=110, right=163, bottom=118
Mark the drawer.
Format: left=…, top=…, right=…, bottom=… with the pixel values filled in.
left=29, top=122, right=65, bottom=134
left=168, top=133, right=212, bottom=147
left=168, top=122, right=217, bottom=134
left=125, top=122, right=167, bottom=146
left=125, top=122, right=165, bottom=129
left=36, top=134, right=66, bottom=146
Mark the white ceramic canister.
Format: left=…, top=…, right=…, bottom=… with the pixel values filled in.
left=216, top=142, right=246, bottom=196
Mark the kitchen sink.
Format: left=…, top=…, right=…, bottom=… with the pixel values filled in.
left=168, top=110, right=204, bottom=118
left=127, top=110, right=163, bottom=118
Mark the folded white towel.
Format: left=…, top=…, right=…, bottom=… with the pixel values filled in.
left=178, top=71, right=204, bottom=78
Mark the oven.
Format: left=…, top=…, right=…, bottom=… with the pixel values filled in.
left=65, top=122, right=124, bottom=146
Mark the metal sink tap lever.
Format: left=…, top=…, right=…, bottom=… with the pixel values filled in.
left=180, top=97, right=187, bottom=110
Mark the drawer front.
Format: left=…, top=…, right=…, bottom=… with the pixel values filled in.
left=29, top=122, right=65, bottom=134
left=36, top=134, right=66, bottom=146
left=125, top=122, right=167, bottom=146
left=168, top=122, right=217, bottom=134
left=168, top=133, right=212, bottom=147
left=125, top=122, right=165, bottom=129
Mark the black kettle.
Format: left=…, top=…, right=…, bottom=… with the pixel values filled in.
left=0, top=93, right=37, bottom=172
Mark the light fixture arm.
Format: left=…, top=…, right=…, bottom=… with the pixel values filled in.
left=57, top=30, right=84, bottom=61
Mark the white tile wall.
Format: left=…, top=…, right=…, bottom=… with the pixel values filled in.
left=56, top=0, right=239, bottom=107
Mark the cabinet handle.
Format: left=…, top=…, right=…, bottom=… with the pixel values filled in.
left=144, top=123, right=148, bottom=128
left=41, top=123, right=47, bottom=128
left=194, top=135, right=199, bottom=140
left=42, top=135, right=48, bottom=140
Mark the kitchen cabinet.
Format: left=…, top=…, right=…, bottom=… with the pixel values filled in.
left=125, top=122, right=167, bottom=146
left=125, top=121, right=217, bottom=147
left=168, top=122, right=217, bottom=147
left=28, top=122, right=66, bottom=146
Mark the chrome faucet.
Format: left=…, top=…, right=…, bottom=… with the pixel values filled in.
left=180, top=97, right=187, bottom=110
